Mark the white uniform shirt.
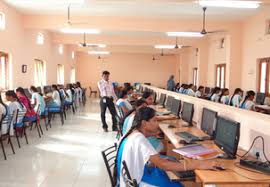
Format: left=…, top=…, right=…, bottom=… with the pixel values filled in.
left=52, top=90, right=61, bottom=106
left=98, top=79, right=116, bottom=98
left=66, top=89, right=73, bottom=102
left=187, top=89, right=195, bottom=97
left=211, top=94, right=220, bottom=102
left=230, top=94, right=242, bottom=107
left=241, top=100, right=255, bottom=111
left=116, top=98, right=133, bottom=111
left=195, top=91, right=202, bottom=98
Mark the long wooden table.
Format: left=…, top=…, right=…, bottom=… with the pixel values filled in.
left=159, top=119, right=270, bottom=187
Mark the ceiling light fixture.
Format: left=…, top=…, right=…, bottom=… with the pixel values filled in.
left=167, top=32, right=204, bottom=37
left=154, top=45, right=177, bottom=49
left=78, top=43, right=106, bottom=48
left=199, top=0, right=261, bottom=9
left=60, top=28, right=101, bottom=34
left=88, top=51, right=110, bottom=55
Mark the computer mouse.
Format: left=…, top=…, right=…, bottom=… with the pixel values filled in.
left=213, top=166, right=225, bottom=170
left=168, top=125, right=176, bottom=128
left=179, top=140, right=188, bottom=144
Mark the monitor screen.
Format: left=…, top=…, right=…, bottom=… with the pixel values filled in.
left=159, top=94, right=166, bottom=106
left=181, top=102, right=194, bottom=125
left=255, top=92, right=265, bottom=105
left=165, top=96, right=174, bottom=110
left=23, top=88, right=32, bottom=98
left=205, top=87, right=211, bottom=94
left=171, top=99, right=181, bottom=117
left=152, top=92, right=157, bottom=104
left=214, top=116, right=240, bottom=159
left=201, top=108, right=217, bottom=137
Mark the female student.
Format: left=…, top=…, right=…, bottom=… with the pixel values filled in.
left=195, top=86, right=204, bottom=98
left=116, top=90, right=133, bottom=115
left=30, top=86, right=46, bottom=115
left=186, top=84, right=195, bottom=96
left=16, top=87, right=37, bottom=121
left=210, top=87, right=221, bottom=102
left=47, top=85, right=62, bottom=108
left=65, top=84, right=74, bottom=104
left=76, top=81, right=83, bottom=103
left=219, top=88, right=230, bottom=105
left=230, top=88, right=243, bottom=107
left=0, top=93, right=9, bottom=134
left=178, top=84, right=185, bottom=93
left=240, top=91, right=256, bottom=111
left=117, top=107, right=217, bottom=187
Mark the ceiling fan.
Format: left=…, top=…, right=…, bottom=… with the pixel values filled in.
left=160, top=49, right=175, bottom=57
left=174, top=37, right=191, bottom=49
left=64, top=4, right=88, bottom=26
left=79, top=33, right=103, bottom=48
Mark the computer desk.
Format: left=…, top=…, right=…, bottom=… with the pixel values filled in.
left=159, top=120, right=270, bottom=187
left=255, top=105, right=270, bottom=114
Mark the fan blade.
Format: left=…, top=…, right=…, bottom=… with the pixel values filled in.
left=206, top=30, right=226, bottom=34
left=182, top=45, right=192, bottom=48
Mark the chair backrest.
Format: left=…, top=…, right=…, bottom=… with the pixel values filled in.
left=101, top=143, right=117, bottom=187
left=121, top=160, right=138, bottom=187
left=89, top=86, right=92, bottom=92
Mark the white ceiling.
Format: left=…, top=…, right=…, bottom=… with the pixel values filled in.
left=3, top=0, right=265, bottom=20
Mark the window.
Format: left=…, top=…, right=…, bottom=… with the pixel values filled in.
left=216, top=64, right=226, bottom=89
left=0, top=12, right=5, bottom=30
left=59, top=44, right=64, bottom=55
left=0, top=52, right=9, bottom=89
left=266, top=20, right=270, bottom=35
left=70, top=67, right=76, bottom=83
left=72, top=51, right=75, bottom=59
left=57, top=64, right=64, bottom=84
left=34, top=59, right=46, bottom=87
left=37, top=33, right=44, bottom=45
left=259, top=58, right=270, bottom=95
left=193, top=68, right=198, bottom=87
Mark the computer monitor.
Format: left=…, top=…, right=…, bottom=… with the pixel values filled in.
left=23, top=88, right=32, bottom=98
left=152, top=92, right=157, bottom=104
left=181, top=102, right=194, bottom=125
left=255, top=92, right=265, bottom=105
left=201, top=108, right=217, bottom=137
left=165, top=96, right=174, bottom=110
left=205, top=87, right=211, bottom=94
left=214, top=116, right=240, bottom=159
left=159, top=93, right=166, bottom=106
left=170, top=99, right=181, bottom=117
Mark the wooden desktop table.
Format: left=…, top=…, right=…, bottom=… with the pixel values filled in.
left=159, top=120, right=270, bottom=187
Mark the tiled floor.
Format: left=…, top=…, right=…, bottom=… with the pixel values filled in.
left=0, top=99, right=116, bottom=187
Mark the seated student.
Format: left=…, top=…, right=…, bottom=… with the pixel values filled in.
left=46, top=85, right=62, bottom=108
left=186, top=84, right=195, bottom=96
left=58, top=85, right=67, bottom=101
left=210, top=87, right=221, bottom=102
left=73, top=84, right=80, bottom=106
left=178, top=84, right=185, bottom=93
left=195, top=86, right=204, bottom=98
left=30, top=86, right=46, bottom=115
left=5, top=90, right=27, bottom=129
left=174, top=83, right=180, bottom=92
left=117, top=107, right=217, bottom=187
left=0, top=93, right=9, bottom=134
left=219, top=88, right=230, bottom=105
left=125, top=86, right=137, bottom=102
left=76, top=81, right=83, bottom=103
left=240, top=91, right=256, bottom=111
left=16, top=87, right=37, bottom=122
left=116, top=90, right=133, bottom=115
left=230, top=88, right=243, bottom=107
left=65, top=84, right=74, bottom=104
left=142, top=91, right=154, bottom=105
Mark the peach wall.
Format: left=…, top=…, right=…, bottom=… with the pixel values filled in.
left=76, top=52, right=177, bottom=89
left=0, top=2, right=75, bottom=89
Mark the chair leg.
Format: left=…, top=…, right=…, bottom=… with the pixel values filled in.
left=8, top=136, right=15, bottom=154
left=36, top=123, right=41, bottom=138
left=0, top=139, right=7, bottom=160
left=60, top=113, right=64, bottom=125
left=72, top=105, right=75, bottom=114
left=64, top=110, right=67, bottom=120
left=39, top=124, right=44, bottom=135
left=24, top=127, right=29, bottom=144
left=15, top=130, right=21, bottom=148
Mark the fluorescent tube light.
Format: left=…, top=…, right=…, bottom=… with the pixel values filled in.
left=154, top=45, right=177, bottom=49
left=60, top=28, right=100, bottom=34
left=167, top=32, right=204, bottom=37
left=199, top=0, right=261, bottom=9
left=88, top=51, right=110, bottom=55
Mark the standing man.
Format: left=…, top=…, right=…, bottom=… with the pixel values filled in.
left=167, top=75, right=175, bottom=91
left=97, top=71, right=118, bottom=132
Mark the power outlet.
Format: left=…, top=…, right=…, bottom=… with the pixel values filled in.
left=252, top=147, right=265, bottom=162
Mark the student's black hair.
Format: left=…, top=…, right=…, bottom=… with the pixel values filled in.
left=124, top=86, right=133, bottom=92
left=188, top=84, right=193, bottom=88
left=240, top=90, right=255, bottom=108
left=219, top=88, right=229, bottom=103
left=209, top=87, right=221, bottom=99
left=102, top=71, right=110, bottom=75
left=197, top=86, right=204, bottom=91
left=230, top=88, right=243, bottom=106
left=67, top=83, right=75, bottom=95
left=16, top=87, right=33, bottom=110
left=52, top=84, right=63, bottom=102
left=114, top=107, right=156, bottom=180
left=119, top=90, right=128, bottom=99
left=30, top=86, right=43, bottom=97
left=142, top=91, right=152, bottom=99
left=0, top=93, right=8, bottom=119
left=76, top=81, right=82, bottom=88
left=135, top=98, right=147, bottom=108
left=5, top=90, right=24, bottom=109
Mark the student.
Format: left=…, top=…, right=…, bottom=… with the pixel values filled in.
left=174, top=83, right=180, bottom=92
left=210, top=87, right=221, bottom=102
left=47, top=85, right=62, bottom=108
left=186, top=84, right=195, bottom=96
left=116, top=90, right=133, bottom=115
left=178, top=84, right=185, bottom=93
left=230, top=88, right=243, bottom=107
left=195, top=86, right=204, bottom=98
left=65, top=84, right=73, bottom=104
left=240, top=91, right=256, bottom=111
left=167, top=75, right=175, bottom=91
left=58, top=85, right=67, bottom=100
left=30, top=86, right=46, bottom=115
left=0, top=93, right=8, bottom=134
left=116, top=107, right=217, bottom=187
left=182, top=84, right=189, bottom=94
left=142, top=91, right=154, bottom=105
left=16, top=87, right=37, bottom=121
left=76, top=81, right=83, bottom=103
left=125, top=86, right=137, bottom=102
left=5, top=90, right=26, bottom=128
left=219, top=88, right=230, bottom=105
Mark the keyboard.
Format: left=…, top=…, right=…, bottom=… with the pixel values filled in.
left=175, top=131, right=202, bottom=142
left=240, top=159, right=270, bottom=174
left=156, top=111, right=172, bottom=116
left=174, top=170, right=195, bottom=180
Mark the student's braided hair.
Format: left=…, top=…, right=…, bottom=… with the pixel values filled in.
left=219, top=88, right=229, bottom=103
left=16, top=87, right=33, bottom=110
left=230, top=88, right=243, bottom=106
left=240, top=90, right=255, bottom=108
left=5, top=90, right=24, bottom=109
left=0, top=93, right=8, bottom=119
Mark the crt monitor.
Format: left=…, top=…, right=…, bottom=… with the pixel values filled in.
left=165, top=96, right=174, bottom=110
left=214, top=116, right=240, bottom=159
left=181, top=102, right=194, bottom=125
left=171, top=99, right=181, bottom=117
left=201, top=108, right=217, bottom=137
left=255, top=92, right=265, bottom=105
left=152, top=92, right=157, bottom=104
left=159, top=94, right=166, bottom=106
